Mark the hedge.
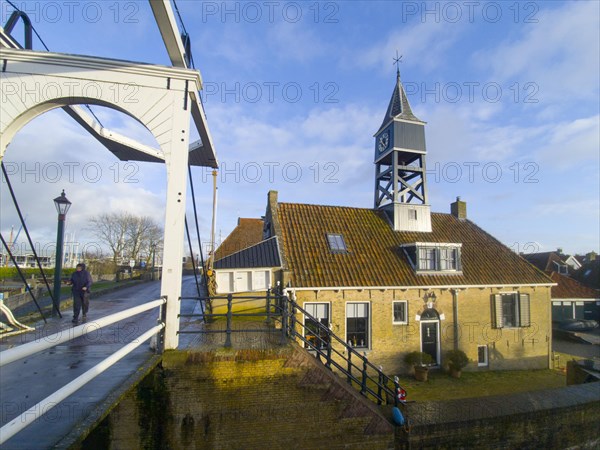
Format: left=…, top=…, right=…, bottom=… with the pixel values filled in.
left=0, top=267, right=76, bottom=280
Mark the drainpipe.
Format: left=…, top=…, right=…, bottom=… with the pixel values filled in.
left=452, top=289, right=459, bottom=350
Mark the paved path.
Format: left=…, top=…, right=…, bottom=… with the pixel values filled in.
left=0, top=276, right=201, bottom=449
left=553, top=328, right=600, bottom=360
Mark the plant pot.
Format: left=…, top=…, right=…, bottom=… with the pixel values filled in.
left=449, top=366, right=462, bottom=378
left=414, top=365, right=429, bottom=382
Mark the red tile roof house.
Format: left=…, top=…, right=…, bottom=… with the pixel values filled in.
left=549, top=272, right=600, bottom=323
left=213, top=71, right=555, bottom=374
left=522, top=252, right=600, bottom=322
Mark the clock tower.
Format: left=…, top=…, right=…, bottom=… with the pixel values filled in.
left=374, top=69, right=431, bottom=232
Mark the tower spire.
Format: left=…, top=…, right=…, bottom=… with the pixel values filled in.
left=373, top=61, right=431, bottom=232
left=377, top=55, right=422, bottom=135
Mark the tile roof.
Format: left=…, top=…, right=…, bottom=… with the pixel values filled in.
left=214, top=218, right=264, bottom=261
left=214, top=236, right=281, bottom=269
left=276, top=203, right=553, bottom=288
left=571, top=259, right=600, bottom=290
left=550, top=272, right=600, bottom=299
left=522, top=252, right=567, bottom=272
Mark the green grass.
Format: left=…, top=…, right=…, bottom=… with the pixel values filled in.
left=395, top=369, right=566, bottom=402
left=54, top=280, right=129, bottom=296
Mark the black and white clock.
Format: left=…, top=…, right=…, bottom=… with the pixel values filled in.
left=377, top=131, right=390, bottom=153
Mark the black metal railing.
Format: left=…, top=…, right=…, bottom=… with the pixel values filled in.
left=279, top=297, right=405, bottom=407
left=179, top=289, right=406, bottom=408
left=178, top=290, right=281, bottom=346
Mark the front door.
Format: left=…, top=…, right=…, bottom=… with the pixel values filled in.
left=421, top=321, right=439, bottom=364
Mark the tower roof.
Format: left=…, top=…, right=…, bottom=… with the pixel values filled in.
left=377, top=70, right=422, bottom=133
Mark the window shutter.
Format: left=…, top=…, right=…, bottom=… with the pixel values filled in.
left=492, top=294, right=502, bottom=328
left=519, top=293, right=530, bottom=327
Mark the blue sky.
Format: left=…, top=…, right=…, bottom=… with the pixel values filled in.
left=1, top=0, right=599, bottom=259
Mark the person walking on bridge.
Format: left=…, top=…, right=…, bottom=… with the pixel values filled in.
left=69, top=263, right=92, bottom=324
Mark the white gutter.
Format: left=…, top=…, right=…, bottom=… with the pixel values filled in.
left=288, top=283, right=556, bottom=292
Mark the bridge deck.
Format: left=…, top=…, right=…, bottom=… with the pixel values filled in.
left=0, top=277, right=199, bottom=449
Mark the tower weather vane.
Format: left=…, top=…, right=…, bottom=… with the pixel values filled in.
left=393, top=51, right=403, bottom=76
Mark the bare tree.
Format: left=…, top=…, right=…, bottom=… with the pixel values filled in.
left=126, top=216, right=163, bottom=262
left=89, top=213, right=162, bottom=265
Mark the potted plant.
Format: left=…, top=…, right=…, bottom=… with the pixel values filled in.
left=404, top=351, right=434, bottom=381
left=446, top=349, right=469, bottom=378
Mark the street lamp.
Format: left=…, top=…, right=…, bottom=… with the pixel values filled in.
left=52, top=190, right=71, bottom=317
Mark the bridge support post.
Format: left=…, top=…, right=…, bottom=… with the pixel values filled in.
left=160, top=105, right=191, bottom=350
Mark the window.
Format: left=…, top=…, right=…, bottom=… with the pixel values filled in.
left=492, top=293, right=530, bottom=328
left=304, top=303, right=330, bottom=349
left=439, top=247, right=458, bottom=270
left=403, top=243, right=462, bottom=273
left=327, top=233, right=347, bottom=253
left=409, top=209, right=417, bottom=220
left=392, top=301, right=408, bottom=324
left=556, top=263, right=568, bottom=275
left=419, top=247, right=436, bottom=270
left=346, top=302, right=369, bottom=348
left=477, top=345, right=488, bottom=366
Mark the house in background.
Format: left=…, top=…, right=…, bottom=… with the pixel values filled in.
left=214, top=70, right=555, bottom=373
left=212, top=218, right=281, bottom=294
left=571, top=253, right=600, bottom=290
left=549, top=272, right=600, bottom=322
left=522, top=251, right=600, bottom=322
left=522, top=250, right=572, bottom=275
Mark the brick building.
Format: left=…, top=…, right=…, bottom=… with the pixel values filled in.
left=214, top=70, right=554, bottom=373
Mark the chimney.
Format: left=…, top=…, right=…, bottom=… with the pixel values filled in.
left=587, top=251, right=597, bottom=262
left=268, top=190, right=278, bottom=206
left=451, top=196, right=467, bottom=220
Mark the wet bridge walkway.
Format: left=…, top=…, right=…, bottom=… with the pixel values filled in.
left=0, top=276, right=204, bottom=449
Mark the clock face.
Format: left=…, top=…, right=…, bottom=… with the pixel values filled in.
left=378, top=131, right=389, bottom=153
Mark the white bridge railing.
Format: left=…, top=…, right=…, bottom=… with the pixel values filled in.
left=0, top=297, right=166, bottom=444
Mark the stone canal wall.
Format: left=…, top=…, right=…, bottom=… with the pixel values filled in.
left=400, top=382, right=600, bottom=449
left=81, top=345, right=395, bottom=449
left=78, top=344, right=599, bottom=449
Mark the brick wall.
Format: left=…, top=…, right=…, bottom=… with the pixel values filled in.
left=293, top=286, right=552, bottom=374
left=83, top=346, right=395, bottom=449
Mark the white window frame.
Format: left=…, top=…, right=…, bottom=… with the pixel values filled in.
left=439, top=247, right=458, bottom=271
left=326, top=233, right=348, bottom=253
left=401, top=242, right=462, bottom=273
left=493, top=292, right=530, bottom=328
left=477, top=345, right=488, bottom=367
left=418, top=247, right=437, bottom=271
left=303, top=302, right=331, bottom=350
left=345, top=301, right=370, bottom=349
left=392, top=300, right=408, bottom=325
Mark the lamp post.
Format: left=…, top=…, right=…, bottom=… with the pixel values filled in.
left=52, top=190, right=71, bottom=316
left=151, top=242, right=157, bottom=281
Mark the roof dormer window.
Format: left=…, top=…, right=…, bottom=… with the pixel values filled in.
left=327, top=233, right=348, bottom=253
left=555, top=262, right=568, bottom=275
left=402, top=242, right=462, bottom=274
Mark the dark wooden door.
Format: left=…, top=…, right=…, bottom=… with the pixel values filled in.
left=421, top=321, right=438, bottom=364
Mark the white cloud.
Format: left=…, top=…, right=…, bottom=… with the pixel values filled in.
left=473, top=1, right=600, bottom=103
left=536, top=115, right=600, bottom=168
